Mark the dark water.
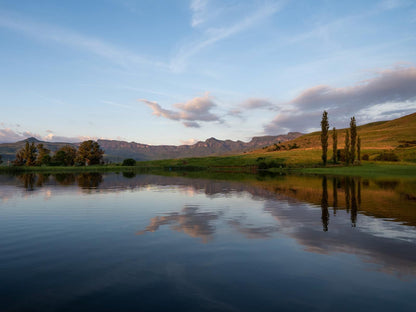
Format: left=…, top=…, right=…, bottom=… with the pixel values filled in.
left=0, top=172, right=415, bottom=312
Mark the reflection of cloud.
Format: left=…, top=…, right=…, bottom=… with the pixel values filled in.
left=139, top=93, right=221, bottom=128
left=228, top=220, right=279, bottom=239
left=137, top=205, right=220, bottom=243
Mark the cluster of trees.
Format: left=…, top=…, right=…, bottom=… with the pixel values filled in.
left=321, top=111, right=361, bottom=166
left=13, top=140, right=104, bottom=167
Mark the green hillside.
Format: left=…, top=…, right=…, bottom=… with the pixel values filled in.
left=254, top=112, right=416, bottom=163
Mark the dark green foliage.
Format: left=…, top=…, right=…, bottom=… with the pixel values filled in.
left=357, top=136, right=361, bottom=162
left=320, top=111, right=329, bottom=165
left=362, top=154, right=369, bottom=161
left=332, top=127, right=337, bottom=164
left=52, top=145, right=77, bottom=166
left=122, top=158, right=136, bottom=166
left=350, top=117, right=357, bottom=163
left=257, top=160, right=285, bottom=169
left=75, top=140, right=104, bottom=166
left=288, top=143, right=299, bottom=150
left=345, top=129, right=350, bottom=165
left=36, top=144, right=51, bottom=166
left=374, top=151, right=399, bottom=162
left=13, top=142, right=37, bottom=166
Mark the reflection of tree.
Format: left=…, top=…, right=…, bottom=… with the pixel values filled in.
left=18, top=174, right=36, bottom=191
left=36, top=173, right=50, bottom=187
left=122, top=172, right=136, bottom=179
left=54, top=173, right=76, bottom=186
left=321, top=176, right=329, bottom=232
left=137, top=205, right=219, bottom=243
left=77, top=173, right=103, bottom=188
left=332, top=177, right=338, bottom=215
left=345, top=177, right=350, bottom=213
left=351, top=178, right=357, bottom=227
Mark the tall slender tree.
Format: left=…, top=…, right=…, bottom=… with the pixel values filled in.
left=320, top=111, right=329, bottom=166
left=350, top=117, right=357, bottom=163
left=345, top=129, right=350, bottom=165
left=357, top=136, right=361, bottom=163
left=332, top=127, right=337, bottom=164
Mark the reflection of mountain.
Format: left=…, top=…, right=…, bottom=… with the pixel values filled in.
left=137, top=205, right=220, bottom=243
left=2, top=172, right=416, bottom=276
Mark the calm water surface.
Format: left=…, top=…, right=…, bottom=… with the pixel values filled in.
left=0, top=172, right=415, bottom=311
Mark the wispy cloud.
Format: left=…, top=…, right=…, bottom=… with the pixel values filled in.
left=264, top=65, right=416, bottom=134
left=0, top=11, right=165, bottom=69
left=171, top=1, right=283, bottom=71
left=139, top=92, right=221, bottom=127
left=0, top=128, right=97, bottom=143
left=190, top=0, right=209, bottom=27
left=241, top=98, right=278, bottom=110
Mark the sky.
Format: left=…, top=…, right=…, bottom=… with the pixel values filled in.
left=0, top=0, right=415, bottom=145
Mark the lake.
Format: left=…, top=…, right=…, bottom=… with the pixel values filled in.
left=0, top=172, right=415, bottom=311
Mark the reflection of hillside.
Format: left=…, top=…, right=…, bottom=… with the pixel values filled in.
left=137, top=205, right=220, bottom=243
left=1, top=172, right=416, bottom=277
left=253, top=175, right=416, bottom=227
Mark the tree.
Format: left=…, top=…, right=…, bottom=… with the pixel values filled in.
left=122, top=158, right=136, bottom=166
left=0, top=155, right=2, bottom=165
left=76, top=140, right=104, bottom=166
left=345, top=129, right=350, bottom=165
left=350, top=117, right=357, bottom=163
left=357, top=136, right=361, bottom=163
left=52, top=145, right=77, bottom=166
left=36, top=144, right=51, bottom=166
left=320, top=111, right=329, bottom=166
left=14, top=142, right=37, bottom=166
left=332, top=127, right=337, bottom=164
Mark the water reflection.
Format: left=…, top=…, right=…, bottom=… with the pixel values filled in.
left=137, top=205, right=220, bottom=243
left=1, top=172, right=416, bottom=277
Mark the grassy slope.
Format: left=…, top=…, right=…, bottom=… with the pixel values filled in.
left=255, top=112, right=416, bottom=163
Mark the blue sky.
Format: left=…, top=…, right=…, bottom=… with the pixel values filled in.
left=0, top=0, right=415, bottom=145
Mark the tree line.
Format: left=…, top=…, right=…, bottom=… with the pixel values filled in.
left=13, top=140, right=104, bottom=167
left=320, top=111, right=361, bottom=166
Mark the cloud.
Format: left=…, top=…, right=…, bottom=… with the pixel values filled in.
left=264, top=66, right=416, bottom=134
left=0, top=11, right=164, bottom=69
left=180, top=138, right=199, bottom=145
left=183, top=121, right=201, bottom=128
left=241, top=98, right=278, bottom=110
left=190, top=0, right=209, bottom=27
left=172, top=1, right=283, bottom=71
left=139, top=93, right=221, bottom=127
left=0, top=128, right=97, bottom=143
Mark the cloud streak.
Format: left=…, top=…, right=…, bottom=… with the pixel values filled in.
left=265, top=66, right=416, bottom=134
left=171, top=1, right=283, bottom=71
left=139, top=93, right=221, bottom=127
left=0, top=11, right=165, bottom=69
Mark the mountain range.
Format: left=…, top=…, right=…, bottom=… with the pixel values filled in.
left=0, top=133, right=303, bottom=163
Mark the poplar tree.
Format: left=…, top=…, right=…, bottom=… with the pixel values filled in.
left=320, top=111, right=329, bottom=166
left=345, top=129, right=350, bottom=165
left=350, top=117, right=357, bottom=163
left=332, top=127, right=337, bottom=164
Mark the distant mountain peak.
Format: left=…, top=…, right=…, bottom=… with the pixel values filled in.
left=20, top=137, right=41, bottom=143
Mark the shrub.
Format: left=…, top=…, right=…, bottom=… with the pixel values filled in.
left=122, top=158, right=136, bottom=166
left=374, top=151, right=399, bottom=162
left=362, top=154, right=369, bottom=161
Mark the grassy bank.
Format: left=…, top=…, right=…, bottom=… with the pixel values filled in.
left=295, top=162, right=416, bottom=178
